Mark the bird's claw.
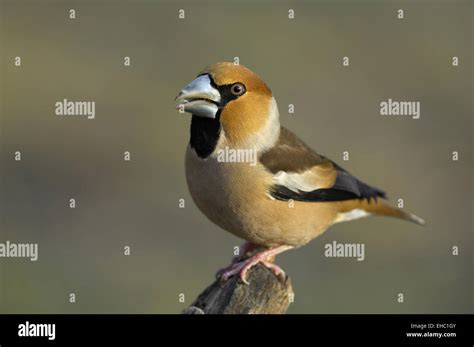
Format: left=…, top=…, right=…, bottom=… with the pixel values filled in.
left=217, top=253, right=286, bottom=284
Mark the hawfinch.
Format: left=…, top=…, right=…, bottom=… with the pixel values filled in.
left=175, top=62, right=425, bottom=284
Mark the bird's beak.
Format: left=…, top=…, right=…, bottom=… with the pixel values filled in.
left=175, top=74, right=221, bottom=119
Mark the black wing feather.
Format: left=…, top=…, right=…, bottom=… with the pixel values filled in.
left=261, top=127, right=387, bottom=203
left=271, top=162, right=386, bottom=203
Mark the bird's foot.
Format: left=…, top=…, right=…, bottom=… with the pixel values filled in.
left=219, top=253, right=285, bottom=285
left=230, top=242, right=259, bottom=263
left=215, top=242, right=259, bottom=278
left=217, top=245, right=293, bottom=284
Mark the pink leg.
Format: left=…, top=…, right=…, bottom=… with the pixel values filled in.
left=232, top=242, right=259, bottom=262
left=215, top=242, right=260, bottom=278
left=219, top=245, right=293, bottom=284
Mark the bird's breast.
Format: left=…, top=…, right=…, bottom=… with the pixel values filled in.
left=184, top=145, right=339, bottom=247
left=185, top=145, right=265, bottom=237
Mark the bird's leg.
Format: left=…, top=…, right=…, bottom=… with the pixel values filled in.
left=215, top=242, right=260, bottom=279
left=231, top=242, right=259, bottom=263
left=219, top=245, right=294, bottom=284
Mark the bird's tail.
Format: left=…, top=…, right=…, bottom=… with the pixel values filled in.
left=340, top=198, right=426, bottom=226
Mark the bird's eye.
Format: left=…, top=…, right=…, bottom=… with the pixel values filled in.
left=230, top=83, right=246, bottom=96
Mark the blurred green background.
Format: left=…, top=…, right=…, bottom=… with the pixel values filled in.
left=0, top=0, right=472, bottom=313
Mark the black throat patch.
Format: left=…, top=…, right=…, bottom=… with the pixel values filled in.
left=190, top=111, right=221, bottom=158
left=188, top=74, right=244, bottom=159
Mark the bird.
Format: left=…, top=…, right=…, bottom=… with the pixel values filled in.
left=175, top=62, right=425, bottom=284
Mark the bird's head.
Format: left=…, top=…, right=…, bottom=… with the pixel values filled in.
left=175, top=62, right=280, bottom=156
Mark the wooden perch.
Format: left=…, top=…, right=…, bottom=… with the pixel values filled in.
left=182, top=264, right=294, bottom=314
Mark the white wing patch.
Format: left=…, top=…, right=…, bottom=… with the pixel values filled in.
left=273, top=170, right=321, bottom=193
left=335, top=208, right=370, bottom=223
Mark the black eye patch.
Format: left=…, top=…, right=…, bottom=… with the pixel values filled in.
left=201, top=74, right=246, bottom=107
left=217, top=84, right=246, bottom=106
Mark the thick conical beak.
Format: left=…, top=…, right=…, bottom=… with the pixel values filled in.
left=175, top=74, right=221, bottom=119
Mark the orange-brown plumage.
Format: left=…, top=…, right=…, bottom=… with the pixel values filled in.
left=176, top=62, right=425, bottom=283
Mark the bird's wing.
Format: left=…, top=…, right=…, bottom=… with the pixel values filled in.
left=260, top=127, right=386, bottom=202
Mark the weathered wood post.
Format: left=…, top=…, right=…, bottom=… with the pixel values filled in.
left=182, top=264, right=293, bottom=314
